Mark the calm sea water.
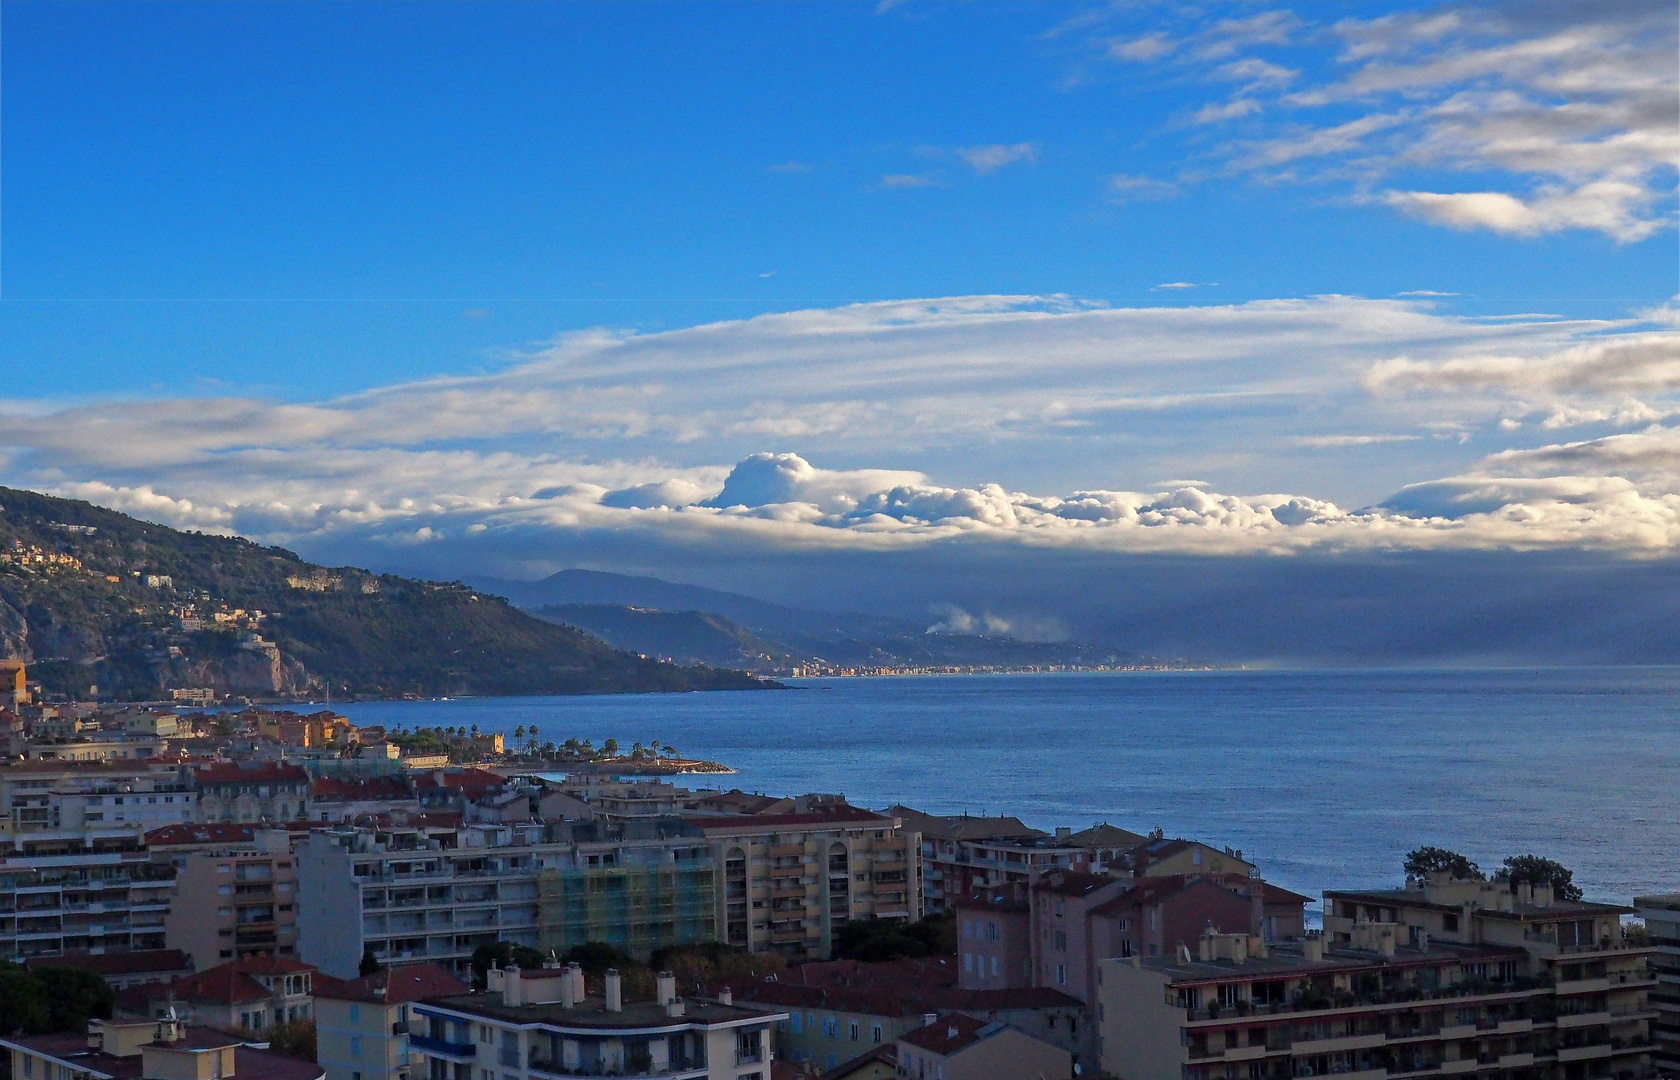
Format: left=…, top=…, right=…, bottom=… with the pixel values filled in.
left=329, top=669, right=1680, bottom=910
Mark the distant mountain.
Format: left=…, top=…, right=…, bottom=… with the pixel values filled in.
left=531, top=604, right=799, bottom=672
left=0, top=487, right=772, bottom=701
left=481, top=569, right=1194, bottom=673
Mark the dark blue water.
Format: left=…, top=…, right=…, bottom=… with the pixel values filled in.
left=329, top=669, right=1680, bottom=908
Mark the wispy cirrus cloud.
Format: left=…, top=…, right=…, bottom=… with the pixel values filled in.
left=955, top=142, right=1038, bottom=173
left=1088, top=1, right=1678, bottom=242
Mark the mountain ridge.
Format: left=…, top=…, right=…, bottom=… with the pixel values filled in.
left=0, top=488, right=772, bottom=701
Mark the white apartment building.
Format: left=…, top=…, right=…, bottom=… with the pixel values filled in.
left=411, top=963, right=785, bottom=1080
left=0, top=849, right=176, bottom=958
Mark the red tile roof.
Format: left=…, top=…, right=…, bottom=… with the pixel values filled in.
left=144, top=823, right=258, bottom=847
left=314, top=962, right=468, bottom=1004
left=311, top=776, right=413, bottom=801
left=733, top=957, right=1080, bottom=1018
left=125, top=958, right=315, bottom=1008
left=1033, top=870, right=1113, bottom=896
left=413, top=768, right=505, bottom=792
left=898, top=1014, right=994, bottom=1056
left=193, top=763, right=310, bottom=785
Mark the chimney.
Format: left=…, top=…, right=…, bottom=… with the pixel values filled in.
left=923, top=1013, right=938, bottom=1028
left=1303, top=935, right=1324, bottom=962
left=947, top=1026, right=959, bottom=1040
left=604, top=970, right=622, bottom=1013
left=718, top=987, right=732, bottom=1006
left=1055, top=827, right=1071, bottom=840
left=1533, top=883, right=1553, bottom=907
left=566, top=963, right=585, bottom=1006
left=657, top=971, right=677, bottom=1006
left=665, top=998, right=686, bottom=1017
left=1517, top=881, right=1533, bottom=906
left=502, top=965, right=523, bottom=1006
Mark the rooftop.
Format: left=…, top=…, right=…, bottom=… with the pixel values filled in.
left=144, top=823, right=260, bottom=846
left=685, top=804, right=894, bottom=832
left=1326, top=884, right=1635, bottom=919
left=24, top=949, right=192, bottom=977
left=315, top=962, right=467, bottom=1004
left=898, top=1014, right=1004, bottom=1057
left=193, top=763, right=310, bottom=785
left=1132, top=938, right=1534, bottom=986
left=0, top=1027, right=324, bottom=1080
left=419, top=992, right=783, bottom=1031
left=734, top=957, right=1081, bottom=1017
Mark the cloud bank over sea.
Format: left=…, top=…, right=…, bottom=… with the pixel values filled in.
left=7, top=294, right=1680, bottom=662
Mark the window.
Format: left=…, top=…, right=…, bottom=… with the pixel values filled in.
left=790, top=1014, right=801, bottom=1033
left=985, top=922, right=998, bottom=942
left=849, top=1020, right=859, bottom=1041
left=1054, top=964, right=1068, bottom=985
left=871, top=1025, right=882, bottom=1043
left=963, top=954, right=973, bottom=972
left=990, top=956, right=999, bottom=976
left=1442, top=913, right=1460, bottom=932
left=349, top=1005, right=360, bottom=1022
left=1054, top=930, right=1068, bottom=951
left=350, top=1037, right=362, bottom=1056
left=23, top=1056, right=32, bottom=1077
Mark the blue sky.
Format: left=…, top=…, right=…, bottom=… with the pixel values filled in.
left=3, top=1, right=1679, bottom=653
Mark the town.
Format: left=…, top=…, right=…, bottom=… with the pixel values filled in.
left=0, top=661, right=1672, bottom=1080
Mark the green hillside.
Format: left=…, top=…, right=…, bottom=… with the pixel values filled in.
left=0, top=487, right=772, bottom=700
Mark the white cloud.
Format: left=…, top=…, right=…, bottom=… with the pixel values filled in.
left=1107, top=174, right=1180, bottom=201
left=1086, top=2, right=1678, bottom=241
left=955, top=143, right=1038, bottom=174
left=879, top=173, right=941, bottom=188
left=6, top=295, right=1680, bottom=561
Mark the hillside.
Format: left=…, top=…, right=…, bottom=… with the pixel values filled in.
left=0, top=487, right=772, bottom=701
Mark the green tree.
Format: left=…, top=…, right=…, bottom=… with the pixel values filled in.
left=31, top=966, right=115, bottom=1032
left=560, top=942, right=635, bottom=976
left=1403, top=846, right=1484, bottom=881
left=832, top=914, right=955, bottom=963
left=359, top=947, right=382, bottom=977
left=0, top=968, right=51, bottom=1034
left=1495, top=855, right=1583, bottom=901
left=264, top=1019, right=317, bottom=1061
left=515, top=726, right=526, bottom=742
left=470, top=941, right=545, bottom=988
left=602, top=738, right=619, bottom=757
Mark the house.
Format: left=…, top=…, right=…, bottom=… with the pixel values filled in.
left=895, top=1014, right=1071, bottom=1080
left=115, top=956, right=316, bottom=1032
left=314, top=962, right=469, bottom=1080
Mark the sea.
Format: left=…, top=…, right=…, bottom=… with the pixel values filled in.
left=328, top=668, right=1680, bottom=912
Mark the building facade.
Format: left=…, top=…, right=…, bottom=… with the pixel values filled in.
left=314, top=962, right=469, bottom=1080
left=1631, top=895, right=1678, bottom=1077
left=410, top=964, right=786, bottom=1080
left=687, top=805, right=921, bottom=960
left=164, top=827, right=301, bottom=967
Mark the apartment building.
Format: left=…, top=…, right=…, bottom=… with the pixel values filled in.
left=1631, top=895, right=1678, bottom=1077
left=955, top=870, right=1311, bottom=1007
left=162, top=827, right=301, bottom=967
left=888, top=806, right=1086, bottom=913
left=195, top=762, right=311, bottom=824
left=412, top=964, right=786, bottom=1080
left=297, top=818, right=717, bottom=978
left=0, top=760, right=195, bottom=854
left=685, top=804, right=920, bottom=960
left=0, top=848, right=175, bottom=958
left=535, top=820, right=716, bottom=958
left=2, top=1018, right=324, bottom=1080
left=1098, top=917, right=1657, bottom=1080
left=297, top=821, right=556, bottom=978
left=314, top=962, right=469, bottom=1080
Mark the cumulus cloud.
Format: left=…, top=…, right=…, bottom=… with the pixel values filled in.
left=1083, top=1, right=1678, bottom=241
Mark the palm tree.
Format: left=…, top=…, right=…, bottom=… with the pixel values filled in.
left=515, top=725, right=527, bottom=742
left=470, top=724, right=480, bottom=738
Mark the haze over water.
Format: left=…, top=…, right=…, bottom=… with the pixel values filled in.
left=333, top=669, right=1680, bottom=910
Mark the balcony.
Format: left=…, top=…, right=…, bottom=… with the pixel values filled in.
left=408, top=1035, right=476, bottom=1060
left=527, top=1059, right=706, bottom=1079
left=1556, top=1043, right=1613, bottom=1062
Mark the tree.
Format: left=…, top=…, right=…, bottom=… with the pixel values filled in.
left=359, top=947, right=382, bottom=977
left=515, top=726, right=526, bottom=742
left=1495, top=855, right=1583, bottom=901
left=560, top=942, right=635, bottom=976
left=470, top=724, right=479, bottom=738
left=602, top=738, right=619, bottom=757
left=470, top=941, right=545, bottom=988
left=31, top=966, right=114, bottom=1033
left=1403, top=847, right=1484, bottom=881
left=0, top=968, right=51, bottom=1034
left=264, top=1019, right=317, bottom=1061
left=832, top=914, right=955, bottom=963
